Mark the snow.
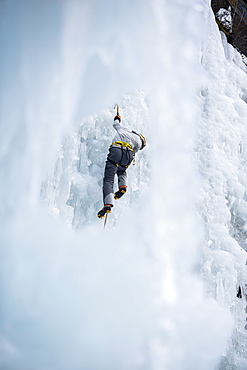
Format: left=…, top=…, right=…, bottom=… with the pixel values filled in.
left=0, top=0, right=247, bottom=369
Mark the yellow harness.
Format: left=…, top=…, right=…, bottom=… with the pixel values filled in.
left=109, top=141, right=135, bottom=168
left=110, top=141, right=134, bottom=152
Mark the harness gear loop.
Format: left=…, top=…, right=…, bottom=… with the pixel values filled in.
left=108, top=158, right=130, bottom=169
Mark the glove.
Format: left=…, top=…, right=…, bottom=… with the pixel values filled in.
left=114, top=114, right=121, bottom=122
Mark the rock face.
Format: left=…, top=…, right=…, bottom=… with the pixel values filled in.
left=211, top=0, right=247, bottom=58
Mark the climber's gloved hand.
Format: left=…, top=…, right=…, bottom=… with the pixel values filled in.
left=114, top=114, right=121, bottom=122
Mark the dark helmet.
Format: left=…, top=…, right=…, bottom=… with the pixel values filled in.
left=132, top=131, right=146, bottom=150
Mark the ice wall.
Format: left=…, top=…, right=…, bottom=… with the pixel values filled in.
left=195, top=14, right=247, bottom=369
left=0, top=0, right=244, bottom=369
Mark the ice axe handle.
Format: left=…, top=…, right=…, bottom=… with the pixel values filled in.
left=114, top=104, right=120, bottom=115
left=114, top=104, right=121, bottom=122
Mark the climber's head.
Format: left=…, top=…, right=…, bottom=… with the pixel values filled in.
left=132, top=131, right=146, bottom=150
left=139, top=134, right=146, bottom=150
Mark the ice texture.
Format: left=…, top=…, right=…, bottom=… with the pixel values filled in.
left=0, top=1, right=247, bottom=369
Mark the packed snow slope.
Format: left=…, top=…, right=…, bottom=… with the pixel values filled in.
left=0, top=0, right=247, bottom=370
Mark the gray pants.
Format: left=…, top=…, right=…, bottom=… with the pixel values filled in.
left=103, top=147, right=134, bottom=205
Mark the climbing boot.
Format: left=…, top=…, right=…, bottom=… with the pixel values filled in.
left=114, top=186, right=127, bottom=200
left=97, top=204, right=112, bottom=218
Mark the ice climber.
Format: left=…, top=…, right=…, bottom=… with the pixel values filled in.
left=97, top=111, right=146, bottom=218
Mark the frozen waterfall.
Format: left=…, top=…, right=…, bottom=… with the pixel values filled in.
left=0, top=1, right=247, bottom=369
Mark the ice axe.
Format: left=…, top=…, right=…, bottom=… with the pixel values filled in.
left=114, top=103, right=120, bottom=115
left=113, top=104, right=121, bottom=122
left=103, top=212, right=108, bottom=229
